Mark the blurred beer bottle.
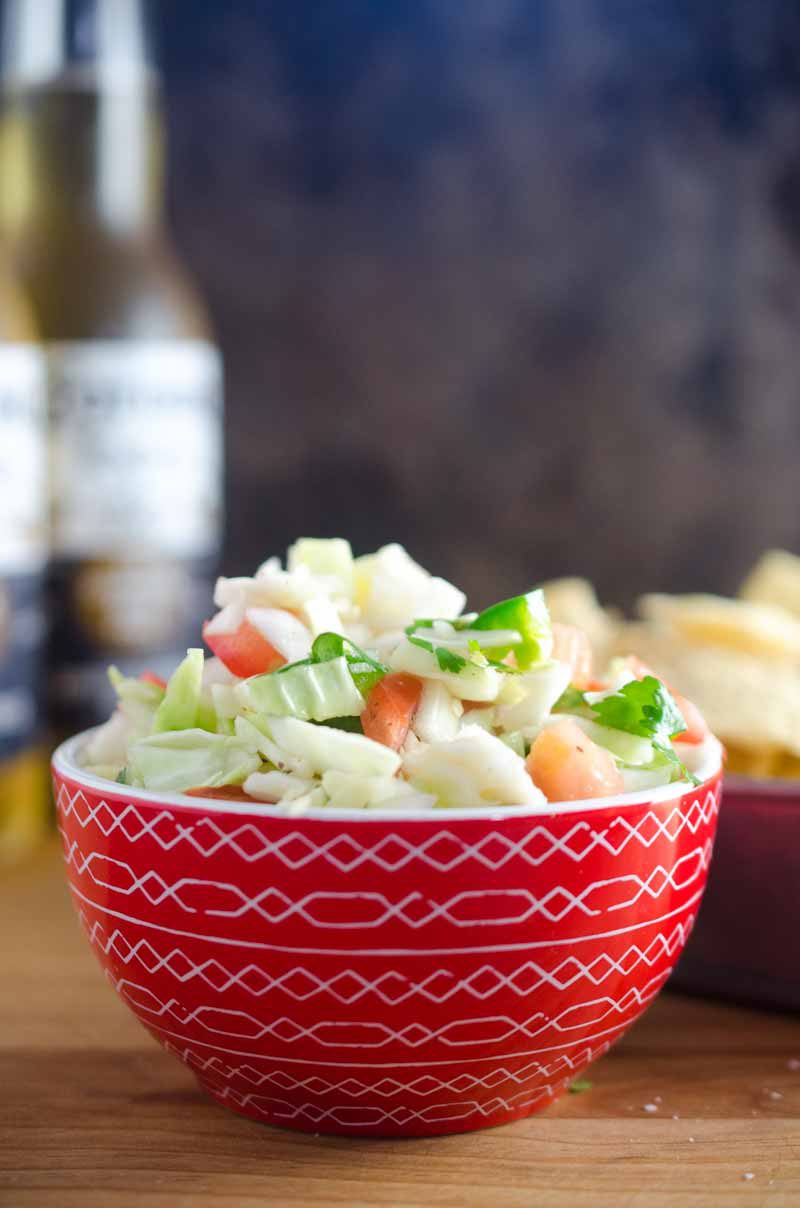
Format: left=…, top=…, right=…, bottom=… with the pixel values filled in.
left=0, top=0, right=223, bottom=737
left=0, top=256, right=48, bottom=864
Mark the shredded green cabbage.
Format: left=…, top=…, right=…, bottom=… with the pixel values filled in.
left=127, top=730, right=261, bottom=793
left=152, top=649, right=205, bottom=734
left=239, top=656, right=365, bottom=722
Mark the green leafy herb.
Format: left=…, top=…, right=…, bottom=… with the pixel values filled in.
left=568, top=1079, right=593, bottom=1094
left=588, top=677, right=699, bottom=786
left=116, top=767, right=128, bottom=785
left=590, top=676, right=685, bottom=741
left=406, top=629, right=469, bottom=674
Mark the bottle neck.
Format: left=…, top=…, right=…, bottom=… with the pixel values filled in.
left=1, top=71, right=164, bottom=243
left=1, top=0, right=163, bottom=243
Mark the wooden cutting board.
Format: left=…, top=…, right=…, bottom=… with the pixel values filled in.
left=2, top=844, right=799, bottom=1207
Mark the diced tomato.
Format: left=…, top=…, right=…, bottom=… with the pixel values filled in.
left=672, top=692, right=710, bottom=745
left=527, top=718, right=624, bottom=802
left=362, top=674, right=423, bottom=751
left=202, top=617, right=286, bottom=678
left=140, top=671, right=167, bottom=690
left=552, top=623, right=594, bottom=689
left=184, top=785, right=252, bottom=801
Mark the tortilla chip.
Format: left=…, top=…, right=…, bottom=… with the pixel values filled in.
left=612, top=620, right=800, bottom=758
left=639, top=593, right=800, bottom=661
left=740, top=549, right=800, bottom=619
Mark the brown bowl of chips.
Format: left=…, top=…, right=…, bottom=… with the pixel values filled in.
left=543, top=552, right=800, bottom=1010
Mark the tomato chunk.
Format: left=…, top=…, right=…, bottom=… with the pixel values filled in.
left=362, top=674, right=422, bottom=751
left=552, top=622, right=594, bottom=689
left=527, top=718, right=624, bottom=802
left=672, top=692, right=710, bottom=744
left=184, top=785, right=252, bottom=801
left=203, top=617, right=286, bottom=678
left=140, top=671, right=167, bottom=690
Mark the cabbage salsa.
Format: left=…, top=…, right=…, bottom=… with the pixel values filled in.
left=83, top=540, right=711, bottom=810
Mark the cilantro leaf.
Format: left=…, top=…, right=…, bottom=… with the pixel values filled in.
left=407, top=631, right=468, bottom=673
left=590, top=676, right=686, bottom=743
left=588, top=676, right=700, bottom=786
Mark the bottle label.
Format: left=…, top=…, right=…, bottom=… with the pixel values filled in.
left=48, top=340, right=223, bottom=557
left=0, top=346, right=47, bottom=761
left=45, top=340, right=224, bottom=731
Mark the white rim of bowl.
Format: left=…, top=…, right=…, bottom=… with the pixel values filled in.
left=52, top=729, right=723, bottom=824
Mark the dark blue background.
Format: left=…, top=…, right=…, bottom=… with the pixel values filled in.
left=157, top=1, right=800, bottom=606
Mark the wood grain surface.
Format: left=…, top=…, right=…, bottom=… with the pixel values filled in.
left=2, top=844, right=799, bottom=1207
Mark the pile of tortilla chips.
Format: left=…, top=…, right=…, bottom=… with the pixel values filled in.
left=543, top=550, right=800, bottom=779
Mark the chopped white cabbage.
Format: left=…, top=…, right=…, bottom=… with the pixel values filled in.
left=495, top=660, right=572, bottom=732
left=211, top=683, right=240, bottom=720
left=260, top=714, right=401, bottom=777
left=403, top=725, right=545, bottom=807
left=253, top=559, right=337, bottom=608
left=243, top=769, right=318, bottom=803
left=204, top=600, right=245, bottom=635
left=413, top=680, right=464, bottom=743
left=202, top=657, right=239, bottom=687
left=323, top=768, right=430, bottom=806
left=245, top=608, right=312, bottom=662
left=416, top=624, right=523, bottom=651
left=355, top=544, right=466, bottom=632
left=389, top=638, right=501, bottom=702
left=499, top=731, right=527, bottom=758
left=85, top=709, right=132, bottom=768
left=301, top=595, right=346, bottom=637
left=234, top=715, right=313, bottom=777
left=462, top=705, right=496, bottom=731
left=287, top=538, right=354, bottom=597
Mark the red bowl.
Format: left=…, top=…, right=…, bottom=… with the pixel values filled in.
left=671, top=773, right=800, bottom=1010
left=53, top=733, right=722, bottom=1138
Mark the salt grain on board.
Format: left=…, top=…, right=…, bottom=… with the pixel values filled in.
left=743, top=1173, right=754, bottom=1182
left=643, top=1104, right=658, bottom=1113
